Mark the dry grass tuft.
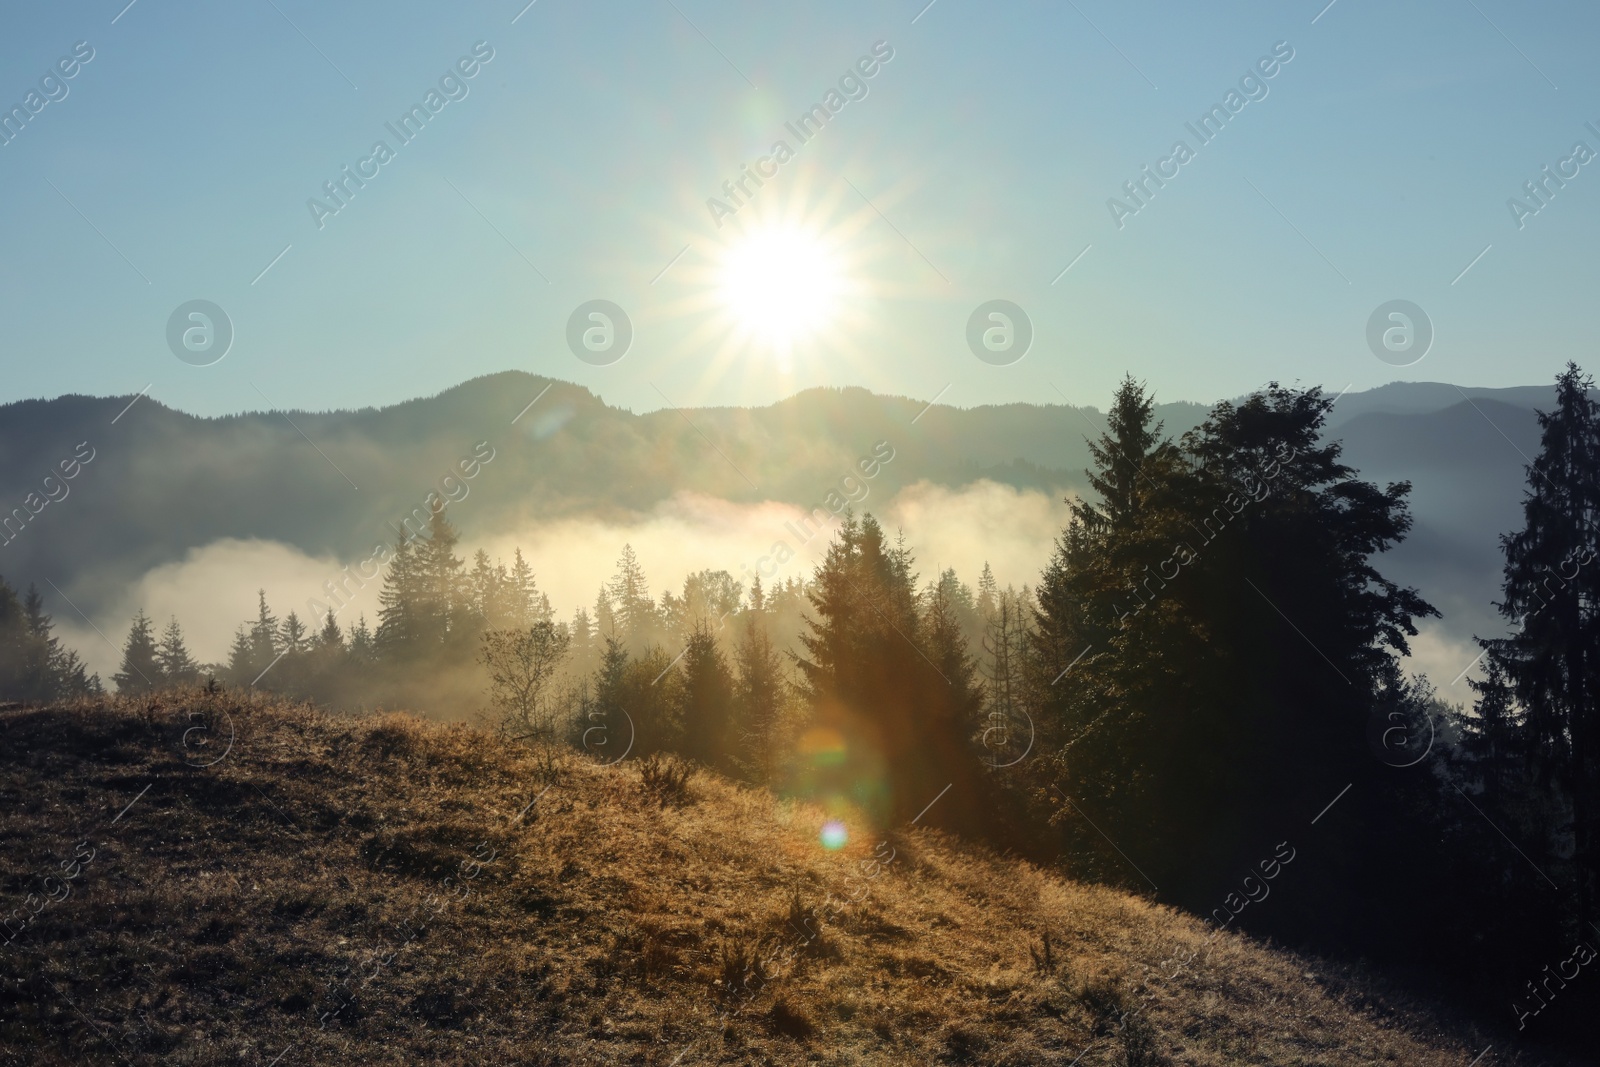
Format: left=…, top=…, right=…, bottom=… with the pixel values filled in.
left=637, top=752, right=696, bottom=808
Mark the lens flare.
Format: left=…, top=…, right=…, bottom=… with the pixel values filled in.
left=820, top=820, right=849, bottom=850
left=799, top=726, right=848, bottom=768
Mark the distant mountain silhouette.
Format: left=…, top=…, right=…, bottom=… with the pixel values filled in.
left=0, top=373, right=1569, bottom=671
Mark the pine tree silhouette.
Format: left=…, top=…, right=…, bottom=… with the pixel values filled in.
left=156, top=617, right=200, bottom=686
left=1475, top=362, right=1600, bottom=915
left=113, top=611, right=161, bottom=694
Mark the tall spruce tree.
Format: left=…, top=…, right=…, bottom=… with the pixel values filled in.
left=677, top=622, right=735, bottom=770
left=1033, top=380, right=1434, bottom=913
left=248, top=590, right=280, bottom=672
left=1474, top=362, right=1600, bottom=914
left=414, top=505, right=469, bottom=650
left=348, top=614, right=375, bottom=662
left=17, top=587, right=56, bottom=702
left=733, top=607, right=785, bottom=783
left=568, top=606, right=597, bottom=679
left=376, top=533, right=423, bottom=656
left=796, top=513, right=985, bottom=831
left=279, top=611, right=310, bottom=654
left=607, top=544, right=657, bottom=650
left=469, top=549, right=506, bottom=628
left=224, top=625, right=257, bottom=687
left=156, top=617, right=200, bottom=687
left=508, top=548, right=551, bottom=627
left=587, top=635, right=631, bottom=759
left=0, top=582, right=95, bottom=701
left=979, top=588, right=1031, bottom=762
left=114, top=611, right=161, bottom=694
left=976, top=562, right=999, bottom=622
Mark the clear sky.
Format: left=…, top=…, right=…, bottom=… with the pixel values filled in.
left=1, top=0, right=1596, bottom=417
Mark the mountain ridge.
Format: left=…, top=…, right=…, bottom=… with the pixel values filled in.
left=0, top=371, right=1572, bottom=679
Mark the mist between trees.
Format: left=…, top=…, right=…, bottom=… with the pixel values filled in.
left=4, top=363, right=1599, bottom=1049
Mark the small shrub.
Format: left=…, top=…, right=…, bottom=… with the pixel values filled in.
left=1119, top=1013, right=1168, bottom=1067
left=943, top=1024, right=989, bottom=1062
left=638, top=753, right=695, bottom=808
left=781, top=887, right=819, bottom=946
left=362, top=719, right=415, bottom=759
left=514, top=887, right=560, bottom=918
left=1077, top=973, right=1127, bottom=1024
left=1029, top=930, right=1058, bottom=974
left=716, top=936, right=770, bottom=1001
left=767, top=996, right=815, bottom=1039
left=638, top=929, right=678, bottom=983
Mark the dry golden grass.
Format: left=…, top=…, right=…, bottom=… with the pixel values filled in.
left=0, top=692, right=1562, bottom=1065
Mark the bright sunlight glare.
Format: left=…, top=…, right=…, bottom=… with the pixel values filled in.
left=717, top=227, right=844, bottom=350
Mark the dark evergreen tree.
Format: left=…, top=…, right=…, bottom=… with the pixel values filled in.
left=156, top=617, right=200, bottom=687
left=569, top=606, right=597, bottom=679
left=279, top=611, right=310, bottom=655
left=469, top=549, right=505, bottom=628
left=795, top=513, right=986, bottom=831
left=1033, top=379, right=1435, bottom=920
left=348, top=613, right=375, bottom=662
left=677, top=622, right=735, bottom=770
left=0, top=581, right=96, bottom=701
left=976, top=562, right=998, bottom=623
left=622, top=646, right=683, bottom=757
left=50, top=647, right=100, bottom=698
left=248, top=590, right=280, bottom=676
left=17, top=587, right=56, bottom=702
left=732, top=606, right=785, bottom=783
left=318, top=611, right=343, bottom=648
left=979, top=588, right=1032, bottom=766
left=580, top=636, right=634, bottom=762
left=224, top=625, right=257, bottom=687
left=413, top=505, right=469, bottom=651
left=376, top=533, right=423, bottom=657
left=926, top=567, right=983, bottom=659
left=594, top=587, right=617, bottom=641
left=1473, top=362, right=1600, bottom=916
left=303, top=610, right=349, bottom=699
left=113, top=611, right=161, bottom=694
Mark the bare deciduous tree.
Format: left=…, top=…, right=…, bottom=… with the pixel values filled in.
left=480, top=621, right=571, bottom=765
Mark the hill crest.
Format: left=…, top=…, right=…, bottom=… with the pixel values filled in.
left=0, top=693, right=1524, bottom=1065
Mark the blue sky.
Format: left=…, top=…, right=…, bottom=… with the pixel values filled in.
left=1, top=0, right=1596, bottom=417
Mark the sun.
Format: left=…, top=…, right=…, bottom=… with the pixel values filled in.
left=649, top=176, right=919, bottom=384
left=716, top=225, right=844, bottom=350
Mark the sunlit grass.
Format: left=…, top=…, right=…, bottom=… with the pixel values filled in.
left=0, top=693, right=1496, bottom=1066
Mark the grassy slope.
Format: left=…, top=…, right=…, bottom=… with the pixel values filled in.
left=0, top=694, right=1540, bottom=1066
